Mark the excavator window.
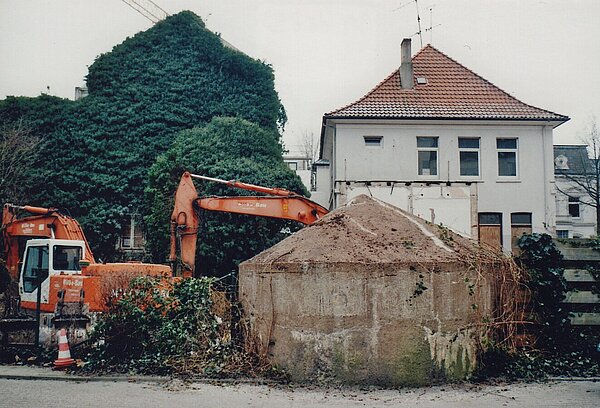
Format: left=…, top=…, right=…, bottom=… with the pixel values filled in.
left=52, top=246, right=81, bottom=271
left=22, top=245, right=49, bottom=293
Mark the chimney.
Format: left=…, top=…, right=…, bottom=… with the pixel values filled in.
left=400, top=38, right=413, bottom=89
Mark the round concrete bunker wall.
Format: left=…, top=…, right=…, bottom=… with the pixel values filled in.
left=239, top=195, right=497, bottom=386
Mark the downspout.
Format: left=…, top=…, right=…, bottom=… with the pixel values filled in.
left=542, top=125, right=554, bottom=234
left=332, top=125, right=337, bottom=209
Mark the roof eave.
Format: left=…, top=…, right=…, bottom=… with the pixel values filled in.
left=323, top=114, right=569, bottom=126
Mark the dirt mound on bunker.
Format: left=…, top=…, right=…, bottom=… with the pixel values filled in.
left=246, top=195, right=483, bottom=265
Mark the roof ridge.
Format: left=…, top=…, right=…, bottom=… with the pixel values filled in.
left=412, top=43, right=433, bottom=59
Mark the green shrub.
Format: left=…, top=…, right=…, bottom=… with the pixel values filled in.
left=86, top=276, right=230, bottom=374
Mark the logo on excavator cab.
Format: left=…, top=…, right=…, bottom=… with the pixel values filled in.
left=19, top=223, right=44, bottom=234
left=62, top=278, right=83, bottom=287
left=20, top=223, right=35, bottom=234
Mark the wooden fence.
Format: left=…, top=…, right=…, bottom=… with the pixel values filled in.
left=554, top=241, right=600, bottom=327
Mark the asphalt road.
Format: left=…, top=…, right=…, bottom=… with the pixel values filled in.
left=0, top=378, right=598, bottom=408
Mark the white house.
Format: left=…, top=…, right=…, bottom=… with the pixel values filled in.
left=554, top=145, right=597, bottom=238
left=312, top=39, right=569, bottom=252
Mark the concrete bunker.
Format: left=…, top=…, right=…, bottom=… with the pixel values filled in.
left=239, top=195, right=508, bottom=386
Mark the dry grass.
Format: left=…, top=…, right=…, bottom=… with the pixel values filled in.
left=464, top=243, right=533, bottom=353
left=98, top=271, right=144, bottom=309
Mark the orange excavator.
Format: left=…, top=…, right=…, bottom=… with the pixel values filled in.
left=0, top=204, right=169, bottom=346
left=0, top=172, right=326, bottom=346
left=169, top=172, right=328, bottom=277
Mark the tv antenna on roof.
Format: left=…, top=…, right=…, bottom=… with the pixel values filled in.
left=393, top=0, right=424, bottom=48
left=425, top=5, right=442, bottom=44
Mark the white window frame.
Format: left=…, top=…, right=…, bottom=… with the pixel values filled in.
left=496, top=138, right=519, bottom=179
left=416, top=136, right=439, bottom=178
left=458, top=137, right=480, bottom=178
left=364, top=135, right=383, bottom=148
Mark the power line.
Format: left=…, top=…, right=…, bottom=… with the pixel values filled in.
left=392, top=0, right=416, bottom=12
left=120, top=0, right=169, bottom=24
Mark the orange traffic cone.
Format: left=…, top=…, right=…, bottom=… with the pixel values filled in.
left=53, top=328, right=75, bottom=369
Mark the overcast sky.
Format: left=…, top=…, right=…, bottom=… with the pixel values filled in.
left=1, top=0, right=599, bottom=150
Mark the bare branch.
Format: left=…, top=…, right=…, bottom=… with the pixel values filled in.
left=300, top=130, right=318, bottom=164
left=0, top=119, right=40, bottom=203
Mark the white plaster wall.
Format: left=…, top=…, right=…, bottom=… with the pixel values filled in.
left=412, top=185, right=472, bottom=237
left=341, top=184, right=472, bottom=237
left=311, top=164, right=331, bottom=208
left=316, top=121, right=555, bottom=251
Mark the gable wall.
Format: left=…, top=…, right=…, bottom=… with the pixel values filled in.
left=316, top=121, right=556, bottom=251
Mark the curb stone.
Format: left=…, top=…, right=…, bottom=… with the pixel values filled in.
left=0, top=365, right=278, bottom=385
left=547, top=376, right=600, bottom=382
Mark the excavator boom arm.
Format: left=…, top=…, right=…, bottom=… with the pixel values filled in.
left=197, top=196, right=327, bottom=224
left=189, top=173, right=296, bottom=198
left=169, top=172, right=327, bottom=277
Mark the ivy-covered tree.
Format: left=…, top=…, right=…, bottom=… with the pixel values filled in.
left=0, top=11, right=287, bottom=260
left=145, top=116, right=307, bottom=277
left=0, top=95, right=73, bottom=205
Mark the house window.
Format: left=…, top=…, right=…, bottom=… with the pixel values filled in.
left=458, top=137, right=480, bottom=176
left=120, top=215, right=144, bottom=250
left=556, top=230, right=569, bottom=239
left=511, top=212, right=532, bottom=254
left=364, top=136, right=383, bottom=148
left=568, top=196, right=580, bottom=218
left=497, top=138, right=518, bottom=177
left=417, top=136, right=438, bottom=176
left=478, top=212, right=502, bottom=249
left=287, top=161, right=298, bottom=170
left=511, top=213, right=532, bottom=226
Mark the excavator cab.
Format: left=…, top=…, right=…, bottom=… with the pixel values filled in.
left=18, top=239, right=85, bottom=310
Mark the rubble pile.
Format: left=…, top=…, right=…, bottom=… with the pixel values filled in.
left=251, top=194, right=478, bottom=266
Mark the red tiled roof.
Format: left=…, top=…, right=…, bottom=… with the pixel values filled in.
left=326, top=45, right=568, bottom=122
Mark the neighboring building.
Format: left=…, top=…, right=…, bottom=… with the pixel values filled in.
left=313, top=39, right=569, bottom=252
left=283, top=147, right=313, bottom=192
left=554, top=145, right=597, bottom=238
left=74, top=86, right=88, bottom=100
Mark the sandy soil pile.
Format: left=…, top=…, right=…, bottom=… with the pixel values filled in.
left=248, top=195, right=480, bottom=265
